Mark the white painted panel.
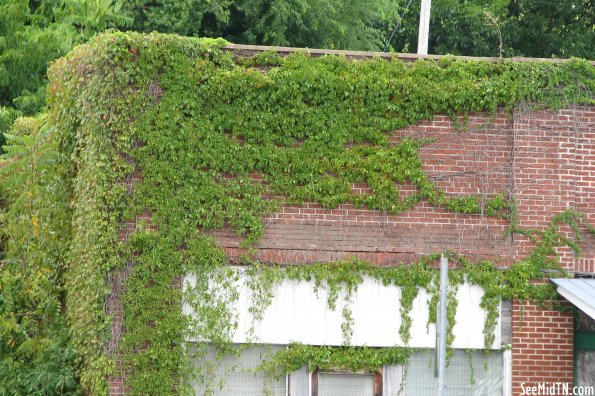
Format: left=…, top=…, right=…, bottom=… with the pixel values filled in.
left=234, top=278, right=345, bottom=345
left=408, top=289, right=434, bottom=348
left=351, top=278, right=401, bottom=346
left=452, top=284, right=502, bottom=348
left=184, top=269, right=500, bottom=349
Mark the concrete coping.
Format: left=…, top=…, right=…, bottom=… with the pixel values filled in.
left=223, top=43, right=595, bottom=64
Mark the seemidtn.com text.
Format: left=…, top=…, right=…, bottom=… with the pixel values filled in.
left=521, top=383, right=595, bottom=396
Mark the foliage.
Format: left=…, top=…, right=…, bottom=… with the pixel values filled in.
left=120, top=0, right=400, bottom=50
left=243, top=205, right=593, bottom=356
left=391, top=0, right=510, bottom=56
left=391, top=0, right=595, bottom=59
left=0, top=107, right=22, bottom=150
left=258, top=343, right=410, bottom=377
left=2, top=1, right=593, bottom=153
left=0, top=117, right=78, bottom=395
left=3, top=31, right=594, bottom=395
left=2, top=0, right=593, bottom=151
left=0, top=0, right=130, bottom=148
left=119, top=0, right=233, bottom=38
left=238, top=204, right=595, bottom=379
left=505, top=0, right=594, bottom=59
left=229, top=0, right=400, bottom=49
left=118, top=0, right=595, bottom=59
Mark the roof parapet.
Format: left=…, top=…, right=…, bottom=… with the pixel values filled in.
left=224, top=43, right=595, bottom=64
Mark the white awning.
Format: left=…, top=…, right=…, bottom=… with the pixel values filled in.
left=551, top=278, right=595, bottom=320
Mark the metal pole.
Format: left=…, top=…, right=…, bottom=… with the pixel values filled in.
left=417, top=0, right=432, bottom=55
left=437, top=254, right=448, bottom=396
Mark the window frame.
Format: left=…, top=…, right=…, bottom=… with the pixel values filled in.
left=310, top=368, right=382, bottom=396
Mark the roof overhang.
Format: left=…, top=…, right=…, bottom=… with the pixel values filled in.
left=551, top=278, right=595, bottom=320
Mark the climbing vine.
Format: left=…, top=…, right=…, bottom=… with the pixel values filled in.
left=1, top=30, right=593, bottom=395
left=258, top=343, right=411, bottom=378
left=244, top=205, right=594, bottom=378
left=241, top=206, right=593, bottom=367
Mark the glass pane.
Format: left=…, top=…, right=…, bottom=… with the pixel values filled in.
left=289, top=366, right=310, bottom=396
left=383, top=365, right=404, bottom=396
left=192, top=344, right=286, bottom=396
left=318, top=373, right=375, bottom=396
left=403, top=350, right=503, bottom=396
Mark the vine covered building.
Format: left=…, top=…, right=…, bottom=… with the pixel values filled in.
left=9, top=32, right=595, bottom=395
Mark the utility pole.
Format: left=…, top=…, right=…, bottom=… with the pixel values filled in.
left=417, top=0, right=432, bottom=55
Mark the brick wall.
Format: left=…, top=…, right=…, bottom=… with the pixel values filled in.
left=512, top=106, right=595, bottom=272
left=512, top=299, right=574, bottom=393
left=107, top=105, right=595, bottom=394
left=215, top=111, right=513, bottom=266
left=214, top=107, right=594, bottom=272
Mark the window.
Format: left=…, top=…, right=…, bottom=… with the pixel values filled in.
left=192, top=346, right=503, bottom=396
left=314, top=370, right=379, bottom=396
left=403, top=350, right=503, bottom=395
left=192, top=345, right=286, bottom=396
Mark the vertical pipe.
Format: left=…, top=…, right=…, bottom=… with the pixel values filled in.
left=437, top=254, right=448, bottom=396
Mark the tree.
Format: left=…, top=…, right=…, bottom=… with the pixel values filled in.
left=390, top=0, right=594, bottom=59
left=120, top=0, right=402, bottom=51
left=506, top=0, right=594, bottom=59
left=0, top=0, right=129, bottom=146
left=228, top=0, right=400, bottom=49
left=0, top=117, right=78, bottom=396
left=119, top=0, right=233, bottom=37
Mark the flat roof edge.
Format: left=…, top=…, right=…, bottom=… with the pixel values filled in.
left=223, top=43, right=594, bottom=64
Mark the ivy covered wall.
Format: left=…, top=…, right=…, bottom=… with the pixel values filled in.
left=1, top=31, right=594, bottom=395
